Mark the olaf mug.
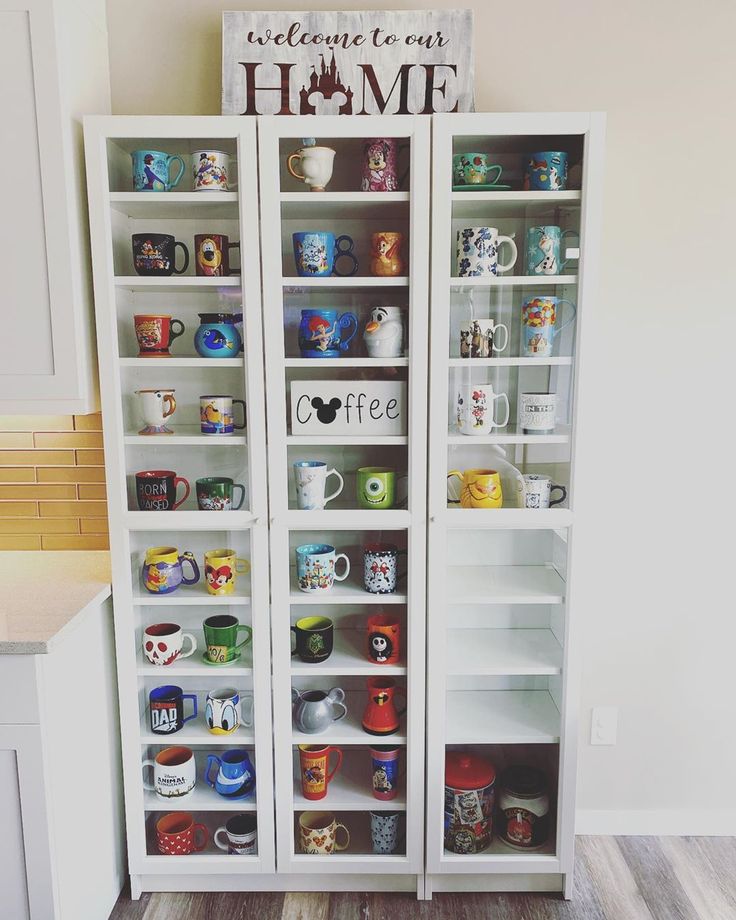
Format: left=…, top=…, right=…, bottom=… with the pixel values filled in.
left=214, top=814, right=258, bottom=855
left=142, top=746, right=196, bottom=798
left=523, top=150, right=569, bottom=191
left=456, top=227, right=517, bottom=277
left=287, top=145, right=336, bottom=191
left=149, top=684, right=198, bottom=735
left=459, top=319, right=509, bottom=358
left=456, top=384, right=510, bottom=435
left=523, top=474, right=567, bottom=509
left=519, top=392, right=557, bottom=433
left=142, top=623, right=197, bottom=666
left=293, top=461, right=344, bottom=510
left=525, top=226, right=579, bottom=275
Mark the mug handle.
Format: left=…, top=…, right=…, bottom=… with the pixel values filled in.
left=205, top=754, right=222, bottom=788
left=167, top=155, right=186, bottom=190
left=239, top=694, right=254, bottom=728
left=486, top=164, right=503, bottom=185
left=333, top=553, right=351, bottom=582
left=328, top=687, right=347, bottom=721
left=169, top=319, right=185, bottom=344
left=323, top=468, right=345, bottom=506
left=290, top=625, right=299, bottom=657
left=232, top=399, right=247, bottom=431
left=552, top=300, right=577, bottom=337
left=179, top=633, right=198, bottom=659
left=491, top=322, right=509, bottom=353
left=447, top=470, right=464, bottom=486
left=333, top=235, right=358, bottom=277
left=559, top=230, right=580, bottom=271
left=287, top=152, right=306, bottom=181
left=173, top=241, right=190, bottom=275
left=495, top=235, right=518, bottom=273
left=337, top=313, right=358, bottom=351
left=235, top=624, right=253, bottom=650
left=549, top=484, right=568, bottom=507
left=192, top=824, right=208, bottom=853
left=231, top=483, right=246, bottom=510
left=491, top=393, right=510, bottom=428
left=235, top=557, right=251, bottom=576
left=162, top=393, right=176, bottom=418
left=172, top=476, right=190, bottom=510
left=141, top=759, right=156, bottom=791
left=326, top=747, right=343, bottom=783
left=227, top=240, right=241, bottom=276
left=333, top=822, right=350, bottom=852
left=179, top=551, right=200, bottom=585
left=214, top=827, right=230, bottom=851
left=182, top=693, right=198, bottom=725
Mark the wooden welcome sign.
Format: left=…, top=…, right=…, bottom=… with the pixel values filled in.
left=290, top=380, right=407, bottom=436
left=222, top=10, right=474, bottom=116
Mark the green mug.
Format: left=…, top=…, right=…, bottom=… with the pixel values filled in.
left=203, top=614, right=252, bottom=665
left=196, top=477, right=245, bottom=511
left=357, top=467, right=396, bottom=509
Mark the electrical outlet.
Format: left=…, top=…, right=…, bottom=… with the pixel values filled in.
left=590, top=707, right=618, bottom=745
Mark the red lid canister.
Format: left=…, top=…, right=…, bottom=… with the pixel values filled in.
left=445, top=751, right=496, bottom=790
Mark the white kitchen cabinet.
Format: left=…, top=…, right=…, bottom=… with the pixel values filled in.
left=0, top=0, right=110, bottom=413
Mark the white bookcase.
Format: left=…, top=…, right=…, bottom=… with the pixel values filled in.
left=425, top=113, right=605, bottom=898
left=258, top=115, right=429, bottom=893
left=84, top=116, right=275, bottom=896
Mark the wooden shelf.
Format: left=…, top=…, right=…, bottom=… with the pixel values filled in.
left=124, top=425, right=246, bottom=446
left=445, top=565, right=565, bottom=605
left=143, top=786, right=257, bottom=812
left=109, top=191, right=239, bottom=219
left=445, top=690, right=560, bottom=744
left=446, top=629, right=562, bottom=677
left=291, top=691, right=407, bottom=746
left=291, top=629, right=407, bottom=677
left=292, top=753, right=406, bottom=811
left=450, top=275, right=577, bottom=289
left=289, top=571, right=407, bottom=606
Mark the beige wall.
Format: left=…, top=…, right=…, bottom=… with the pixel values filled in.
left=106, top=0, right=735, bottom=828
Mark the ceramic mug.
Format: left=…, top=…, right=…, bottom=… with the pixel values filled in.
left=142, top=623, right=197, bottom=666
left=456, top=227, right=517, bottom=277
left=142, top=546, right=199, bottom=594
left=298, top=309, right=358, bottom=357
left=133, top=314, right=185, bottom=357
left=149, top=684, right=198, bottom=735
left=135, top=469, right=190, bottom=511
left=194, top=234, right=240, bottom=277
left=204, top=549, right=251, bottom=596
left=361, top=138, right=402, bottom=192
left=452, top=152, right=503, bottom=186
left=192, top=150, right=229, bottom=191
left=456, top=384, right=510, bottom=435
left=459, top=319, right=509, bottom=358
left=520, top=392, right=557, bottom=433
left=292, top=687, right=347, bottom=734
left=370, top=231, right=404, bottom=277
left=299, top=744, right=343, bottom=800
left=525, top=226, right=579, bottom=275
left=194, top=313, right=242, bottom=358
left=132, top=233, right=189, bottom=277
left=131, top=149, right=185, bottom=192
left=205, top=748, right=255, bottom=798
left=447, top=469, right=503, bottom=509
left=156, top=812, right=208, bottom=855
left=523, top=474, right=567, bottom=509
left=292, top=232, right=358, bottom=277
left=206, top=687, right=253, bottom=735
left=522, top=297, right=577, bottom=358
left=293, top=461, right=344, bottom=510
left=287, top=145, right=336, bottom=191
left=362, top=677, right=406, bottom=735
left=295, top=543, right=350, bottom=593
left=200, top=395, right=246, bottom=435
left=363, top=543, right=407, bottom=595
left=523, top=150, right=569, bottom=191
left=196, top=478, right=246, bottom=511
left=298, top=811, right=350, bottom=854
left=363, top=306, right=404, bottom=358
left=142, top=746, right=196, bottom=798
left=357, top=467, right=395, bottom=510
left=291, top=616, right=334, bottom=663
left=136, top=388, right=176, bottom=435
left=371, top=811, right=401, bottom=854
left=366, top=613, right=400, bottom=665
left=214, top=814, right=258, bottom=855
left=203, top=614, right=252, bottom=665
left=370, top=746, right=400, bottom=801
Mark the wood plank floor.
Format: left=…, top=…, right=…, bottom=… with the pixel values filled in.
left=110, top=837, right=735, bottom=920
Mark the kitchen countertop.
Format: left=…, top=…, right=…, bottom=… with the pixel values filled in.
left=0, top=551, right=112, bottom=654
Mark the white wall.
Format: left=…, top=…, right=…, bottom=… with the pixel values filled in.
left=106, top=0, right=736, bottom=832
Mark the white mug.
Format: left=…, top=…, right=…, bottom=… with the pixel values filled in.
left=136, top=388, right=176, bottom=435
left=456, top=383, right=510, bottom=436
left=523, top=474, right=567, bottom=508
left=287, top=145, right=336, bottom=192
left=293, top=461, right=344, bottom=510
left=519, top=392, right=557, bottom=433
left=456, top=227, right=517, bottom=277
left=364, top=306, right=404, bottom=358
left=142, top=623, right=197, bottom=666
left=459, top=319, right=509, bottom=358
left=142, top=746, right=196, bottom=798
left=192, top=150, right=230, bottom=191
left=214, top=814, right=258, bottom=855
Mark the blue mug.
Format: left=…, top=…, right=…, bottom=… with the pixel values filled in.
left=295, top=543, right=350, bottom=593
left=523, top=151, right=569, bottom=191
left=298, top=309, right=358, bottom=357
left=292, top=232, right=358, bottom=277
left=131, top=149, right=185, bottom=192
left=525, top=226, right=580, bottom=276
left=149, top=684, right=198, bottom=735
left=205, top=749, right=256, bottom=799
left=194, top=313, right=242, bottom=359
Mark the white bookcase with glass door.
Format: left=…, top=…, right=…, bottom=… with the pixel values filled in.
left=425, top=112, right=604, bottom=897
left=84, top=116, right=275, bottom=897
left=259, top=115, right=429, bottom=893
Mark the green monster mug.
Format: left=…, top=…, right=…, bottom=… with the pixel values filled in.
left=357, top=467, right=395, bottom=510
left=202, top=614, right=252, bottom=666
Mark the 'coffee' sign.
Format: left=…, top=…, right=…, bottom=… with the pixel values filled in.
left=290, top=381, right=407, bottom=436
left=222, top=10, right=474, bottom=116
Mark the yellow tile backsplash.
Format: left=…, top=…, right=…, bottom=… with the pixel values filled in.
left=0, top=413, right=109, bottom=550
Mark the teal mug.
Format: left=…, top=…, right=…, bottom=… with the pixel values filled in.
left=131, top=149, right=185, bottom=192
left=525, top=226, right=579, bottom=276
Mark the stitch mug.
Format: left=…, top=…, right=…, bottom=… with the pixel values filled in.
left=203, top=614, right=252, bottom=665
left=525, top=226, right=579, bottom=275
left=142, top=546, right=199, bottom=594
left=205, top=749, right=255, bottom=799
left=295, top=543, right=350, bottom=593
left=196, top=477, right=246, bottom=511
left=142, top=746, right=196, bottom=798
left=292, top=232, right=358, bottom=277
left=519, top=392, right=557, bottom=433
left=291, top=616, right=334, bottom=663
left=447, top=469, right=503, bottom=509
left=206, top=688, right=254, bottom=735
left=156, top=812, right=208, bottom=855
left=142, top=623, right=197, bottom=666
left=204, top=550, right=251, bottom=596
left=456, top=384, right=510, bottom=435
left=192, top=150, right=229, bottom=191
left=135, top=470, right=190, bottom=511
left=293, top=461, right=344, bottom=510
left=523, top=474, right=568, bottom=509
left=298, top=309, right=358, bottom=357
left=133, top=314, right=185, bottom=357
left=214, top=814, right=258, bottom=855
left=200, top=395, right=246, bottom=435
left=131, top=149, right=185, bottom=192
left=136, top=388, right=176, bottom=435
left=298, top=811, right=350, bottom=854
left=456, top=227, right=517, bottom=277
left=287, top=145, right=336, bottom=191
left=299, top=744, right=343, bottom=800
left=357, top=467, right=395, bottom=510
left=522, top=297, right=577, bottom=358
left=363, top=543, right=407, bottom=594
left=452, top=152, right=503, bottom=186
left=459, top=319, right=509, bottom=358
left=194, top=234, right=240, bottom=276
left=149, top=684, right=198, bottom=735
left=523, top=150, right=569, bottom=191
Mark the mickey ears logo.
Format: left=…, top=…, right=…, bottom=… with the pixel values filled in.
left=311, top=396, right=342, bottom=424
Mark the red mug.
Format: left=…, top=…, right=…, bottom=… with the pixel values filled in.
left=298, top=744, right=343, bottom=801
left=135, top=470, right=190, bottom=511
left=133, top=314, right=185, bottom=357
left=366, top=613, right=400, bottom=665
left=155, top=812, right=208, bottom=855
left=362, top=677, right=407, bottom=736
left=194, top=234, right=240, bottom=277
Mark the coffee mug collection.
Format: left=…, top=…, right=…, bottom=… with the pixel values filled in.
left=133, top=311, right=242, bottom=359
left=142, top=546, right=250, bottom=601
left=132, top=148, right=231, bottom=193
left=131, top=232, right=240, bottom=278
left=297, top=809, right=403, bottom=856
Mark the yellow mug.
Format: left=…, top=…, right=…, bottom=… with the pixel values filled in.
left=204, top=548, right=251, bottom=596
left=447, top=469, right=503, bottom=508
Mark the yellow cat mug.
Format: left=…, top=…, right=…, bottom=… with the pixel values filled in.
left=447, top=469, right=503, bottom=509
left=204, top=548, right=251, bottom=596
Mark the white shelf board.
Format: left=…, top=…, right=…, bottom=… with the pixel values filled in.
left=292, top=755, right=406, bottom=811
left=447, top=424, right=571, bottom=445
left=284, top=357, right=409, bottom=368
left=442, top=508, right=573, bottom=529
left=114, top=276, right=241, bottom=293
left=139, top=853, right=262, bottom=872
left=287, top=816, right=410, bottom=868
left=119, top=357, right=244, bottom=369
left=123, top=510, right=257, bottom=530
left=133, top=587, right=251, bottom=606
left=447, top=357, right=573, bottom=367
left=280, top=191, right=409, bottom=219
left=291, top=692, right=407, bottom=746
left=440, top=837, right=559, bottom=873
left=450, top=275, right=577, bottom=289
left=124, top=425, right=246, bottom=446
left=451, top=189, right=581, bottom=220
left=289, top=571, right=407, bottom=606
left=445, top=690, right=560, bottom=744
left=284, top=508, right=411, bottom=530
left=136, top=648, right=253, bottom=677
left=446, top=629, right=562, bottom=677
left=139, top=716, right=255, bottom=747
left=109, top=191, right=239, bottom=218
left=282, top=276, right=409, bottom=289
left=287, top=435, right=408, bottom=447
left=291, top=629, right=406, bottom=677
left=143, top=786, right=257, bottom=812
left=445, top=565, right=565, bottom=605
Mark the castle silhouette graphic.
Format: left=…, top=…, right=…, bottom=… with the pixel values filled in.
left=299, top=52, right=353, bottom=115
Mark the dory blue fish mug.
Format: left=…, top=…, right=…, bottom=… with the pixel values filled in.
left=525, top=226, right=580, bottom=276
left=298, top=309, right=358, bottom=357
left=131, top=149, right=186, bottom=192
left=194, top=313, right=242, bottom=358
left=523, top=151, right=569, bottom=191
left=292, top=231, right=358, bottom=277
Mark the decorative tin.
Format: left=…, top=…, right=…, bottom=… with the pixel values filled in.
left=444, top=751, right=496, bottom=853
left=497, top=765, right=550, bottom=850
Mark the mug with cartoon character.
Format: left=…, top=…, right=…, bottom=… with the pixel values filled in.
left=136, top=388, right=176, bottom=435
left=361, top=138, right=403, bottom=192
left=356, top=467, right=395, bottom=510
left=142, top=546, right=200, bottom=594
left=523, top=151, right=569, bottom=191
left=287, top=145, right=336, bottom=192
left=291, top=616, right=334, bottom=663
left=452, top=152, right=503, bottom=186
left=133, top=314, right=185, bottom=357
left=292, top=231, right=358, bottom=277
left=192, top=150, right=230, bottom=191
left=142, top=623, right=198, bottom=666
left=196, top=477, right=246, bottom=511
left=131, top=149, right=185, bottom=192
left=447, top=469, right=503, bottom=509
left=456, top=383, right=510, bottom=436
left=299, top=744, right=343, bottom=800
left=293, top=461, right=344, bottom=510
left=194, top=234, right=240, bottom=277
left=525, top=226, right=579, bottom=276
left=366, top=613, right=400, bottom=665
left=459, top=319, right=509, bottom=358
left=199, top=395, right=246, bottom=435
left=135, top=470, right=190, bottom=510
left=295, top=543, right=350, bottom=593
left=204, top=549, right=251, bottom=596
left=298, top=309, right=358, bottom=358
left=155, top=812, right=208, bottom=855
left=202, top=614, right=252, bottom=666
left=298, top=811, right=350, bottom=854
left=132, top=234, right=189, bottom=277
left=370, top=231, right=404, bottom=277
left=363, top=543, right=407, bottom=595
left=370, top=745, right=400, bottom=801
left=205, top=687, right=254, bottom=735
left=521, top=297, right=577, bottom=358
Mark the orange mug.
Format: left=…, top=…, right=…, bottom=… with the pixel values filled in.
left=366, top=613, right=400, bottom=665
left=298, top=744, right=343, bottom=801
left=155, top=812, right=208, bottom=855
left=133, top=314, right=185, bottom=357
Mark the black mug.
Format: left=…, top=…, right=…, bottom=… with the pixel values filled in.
left=291, top=616, right=334, bottom=663
left=149, top=684, right=198, bottom=735
left=132, top=233, right=190, bottom=277
left=135, top=469, right=190, bottom=511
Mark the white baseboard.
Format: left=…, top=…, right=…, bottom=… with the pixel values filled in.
left=576, top=809, right=736, bottom=836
